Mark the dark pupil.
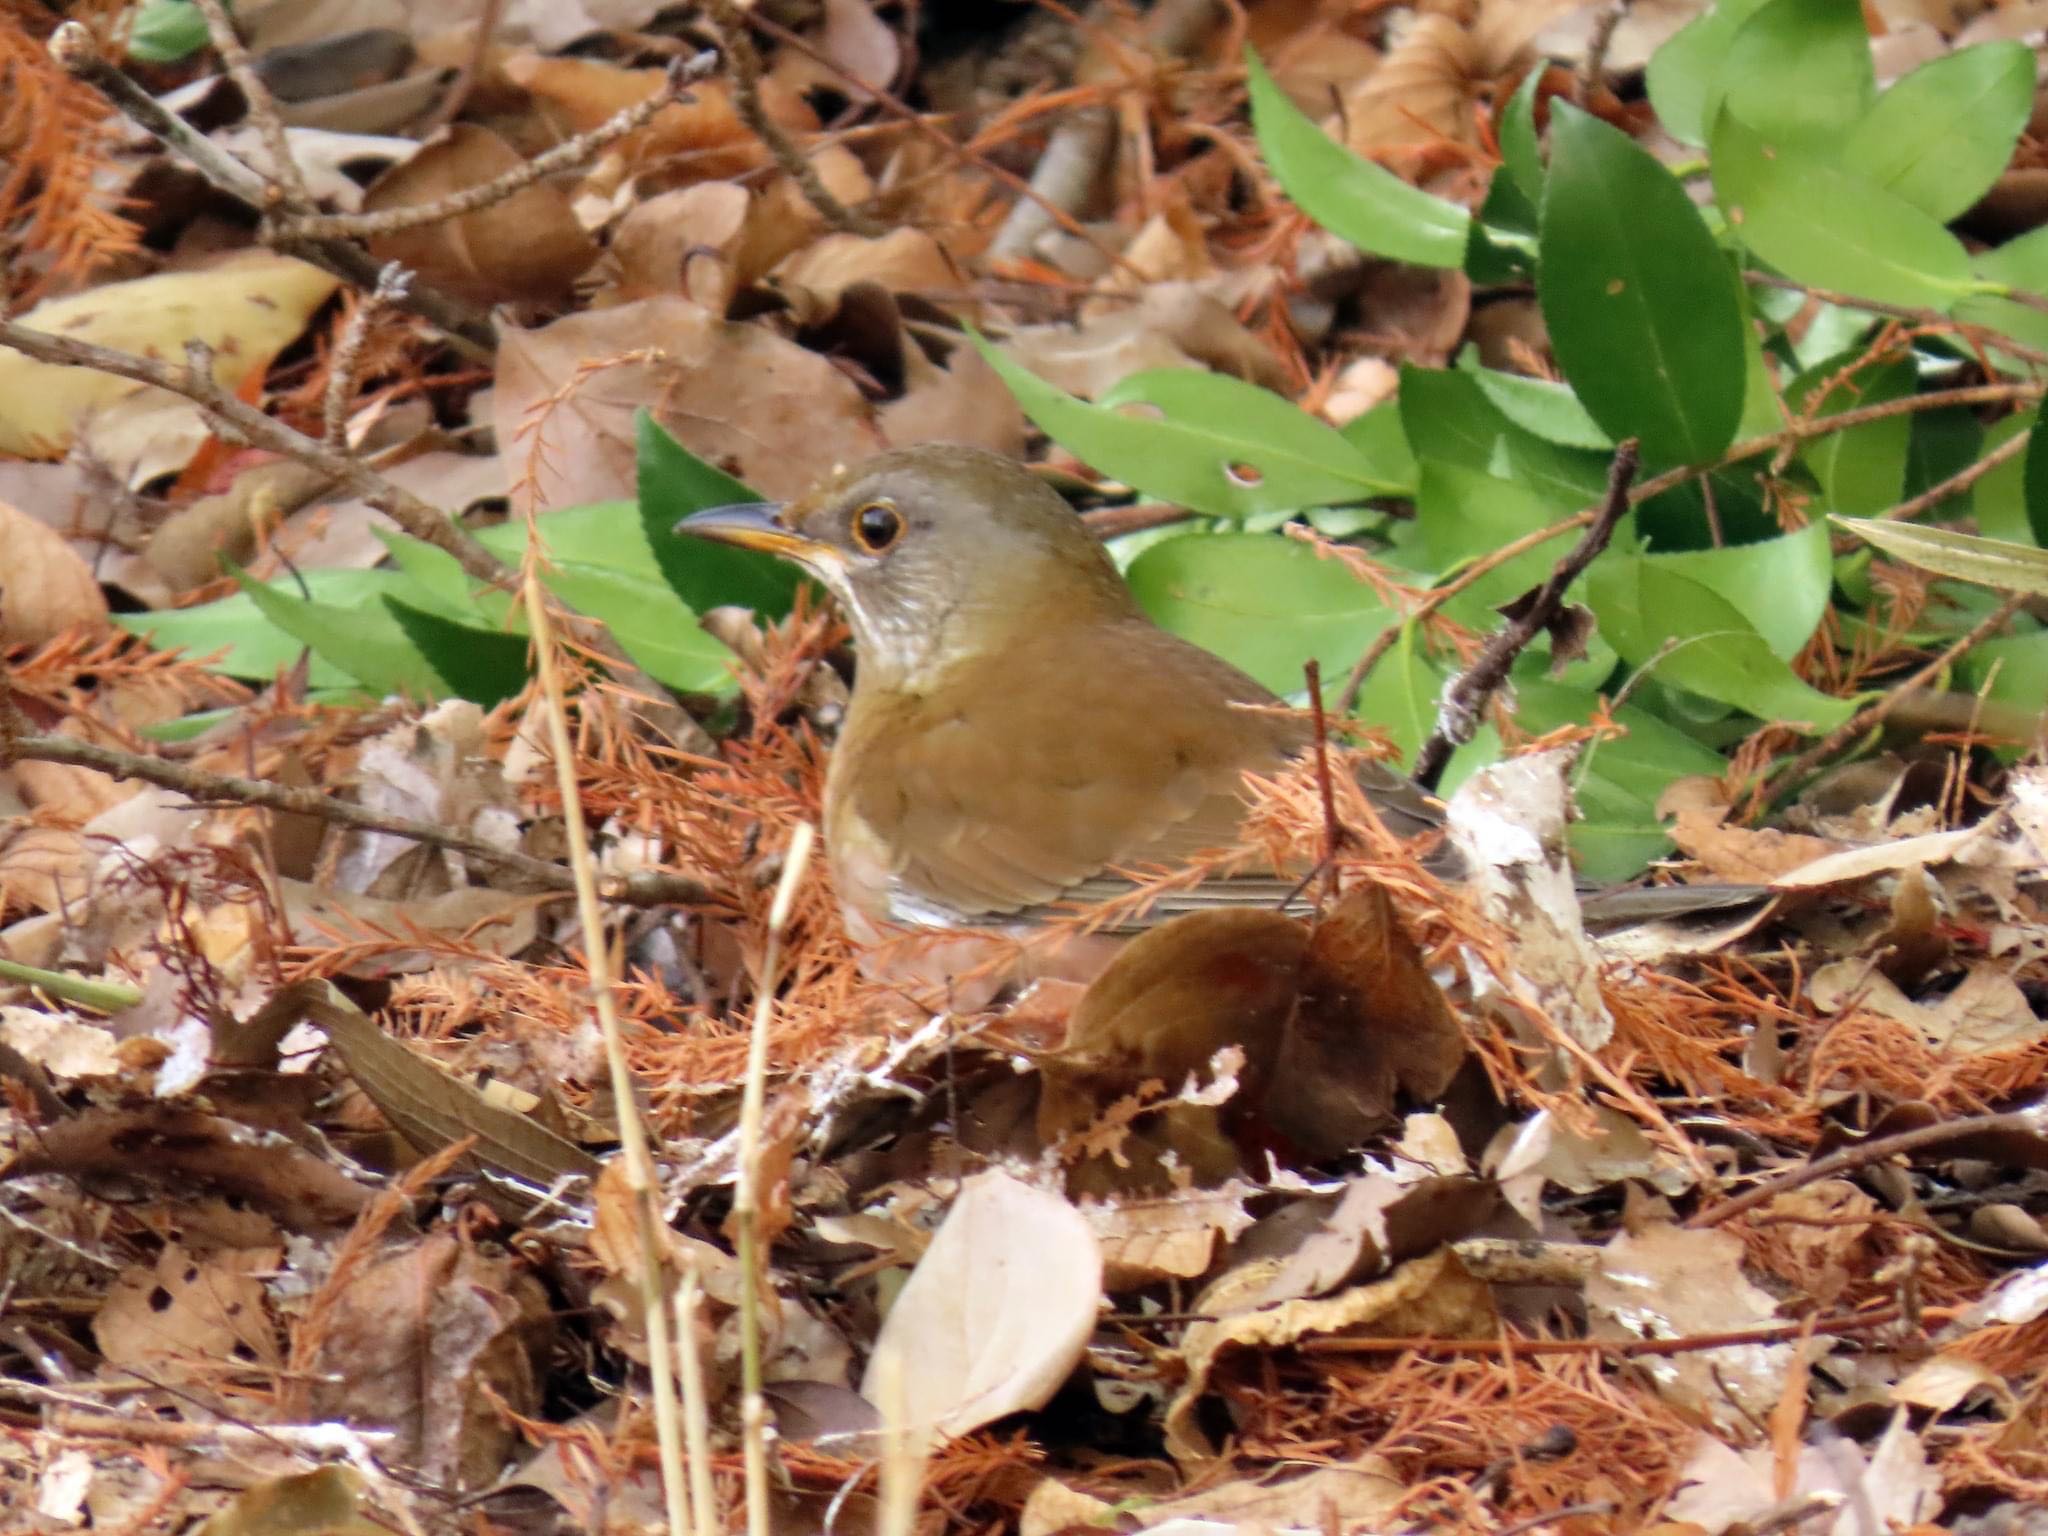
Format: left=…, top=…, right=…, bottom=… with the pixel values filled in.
left=857, top=506, right=899, bottom=549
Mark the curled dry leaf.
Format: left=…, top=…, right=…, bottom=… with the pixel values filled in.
left=1808, top=956, right=2045, bottom=1056
left=0, top=498, right=108, bottom=645
left=362, top=123, right=600, bottom=307
left=860, top=1170, right=1102, bottom=1445
left=1665, top=1410, right=1939, bottom=1535
left=0, top=254, right=342, bottom=465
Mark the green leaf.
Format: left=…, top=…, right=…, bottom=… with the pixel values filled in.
left=1792, top=355, right=1915, bottom=516
left=1720, top=0, right=1874, bottom=150
left=1351, top=635, right=1441, bottom=760
left=1417, top=462, right=1593, bottom=607
left=383, top=600, right=529, bottom=706
left=978, top=340, right=1394, bottom=515
left=1587, top=557, right=1858, bottom=730
left=1842, top=42, right=2033, bottom=223
left=1498, top=66, right=1546, bottom=201
left=115, top=570, right=393, bottom=688
left=1539, top=104, right=1746, bottom=468
left=1833, top=516, right=2048, bottom=595
left=635, top=411, right=802, bottom=616
left=228, top=565, right=445, bottom=697
left=2023, top=399, right=2048, bottom=548
left=1955, top=227, right=2048, bottom=363
left=1634, top=523, right=1834, bottom=660
left=1339, top=399, right=1417, bottom=496
left=1971, top=414, right=2034, bottom=546
left=1245, top=48, right=1468, bottom=269
left=1124, top=531, right=1393, bottom=696
left=1464, top=170, right=1539, bottom=286
left=127, top=0, right=209, bottom=62
left=1958, top=631, right=2048, bottom=734
left=1465, top=365, right=1612, bottom=450
left=1711, top=110, right=1974, bottom=312
left=1645, top=0, right=1774, bottom=146
left=1398, top=365, right=1610, bottom=516
left=541, top=561, right=738, bottom=693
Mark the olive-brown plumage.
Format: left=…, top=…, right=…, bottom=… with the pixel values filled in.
left=679, top=444, right=1442, bottom=937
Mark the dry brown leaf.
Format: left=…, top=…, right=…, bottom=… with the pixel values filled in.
left=1002, top=283, right=1291, bottom=397
left=0, top=254, right=342, bottom=463
left=1664, top=1410, right=1939, bottom=1534
left=771, top=228, right=961, bottom=311
left=1079, top=1181, right=1260, bottom=1287
left=1587, top=1223, right=1792, bottom=1440
left=300, top=1231, right=552, bottom=1488
left=494, top=295, right=885, bottom=508
left=861, top=1170, right=1102, bottom=1446
left=821, top=0, right=900, bottom=92
left=1165, top=1246, right=1495, bottom=1462
left=0, top=497, right=108, bottom=645
left=602, top=182, right=757, bottom=310
left=362, top=123, right=599, bottom=307
left=94, top=1242, right=282, bottom=1378
left=193, top=1468, right=384, bottom=1536
left=1808, top=957, right=2045, bottom=1055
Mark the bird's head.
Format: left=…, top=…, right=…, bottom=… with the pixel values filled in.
left=676, top=444, right=1136, bottom=688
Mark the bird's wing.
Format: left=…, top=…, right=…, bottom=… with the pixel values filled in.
left=831, top=624, right=1305, bottom=928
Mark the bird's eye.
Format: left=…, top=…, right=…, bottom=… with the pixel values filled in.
left=850, top=500, right=904, bottom=553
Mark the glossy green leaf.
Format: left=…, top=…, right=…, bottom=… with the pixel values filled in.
left=1350, top=633, right=1442, bottom=760
left=635, top=411, right=803, bottom=617
left=542, top=561, right=738, bottom=693
left=1635, top=523, right=1834, bottom=660
left=1833, top=516, right=2048, bottom=595
left=1465, top=170, right=1539, bottom=285
left=1793, top=355, right=1915, bottom=516
left=1417, top=462, right=1591, bottom=606
left=1720, top=0, right=1874, bottom=150
left=1588, top=557, right=1858, bottom=730
left=1245, top=48, right=1468, bottom=269
left=1339, top=399, right=1418, bottom=496
left=1466, top=365, right=1611, bottom=450
left=1644, top=0, right=1774, bottom=146
left=1499, top=67, right=1546, bottom=201
left=115, top=570, right=393, bottom=688
left=228, top=564, right=445, bottom=697
left=1955, top=226, right=2048, bottom=363
left=1398, top=365, right=1610, bottom=516
left=979, top=340, right=1394, bottom=515
left=383, top=600, right=529, bottom=707
left=2022, top=399, right=2048, bottom=548
left=1100, top=368, right=1401, bottom=492
left=1539, top=105, right=1745, bottom=468
left=1958, top=631, right=2048, bottom=734
left=1970, top=414, right=2034, bottom=546
left=1125, top=532, right=1393, bottom=696
left=1842, top=42, right=2032, bottom=223
left=1711, top=110, right=1974, bottom=312
left=128, top=0, right=209, bottom=62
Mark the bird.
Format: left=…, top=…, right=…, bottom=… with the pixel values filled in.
left=676, top=443, right=1759, bottom=961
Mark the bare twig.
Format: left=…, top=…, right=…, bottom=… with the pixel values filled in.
left=323, top=263, right=411, bottom=449
left=1687, top=1109, right=2048, bottom=1230
left=279, top=54, right=719, bottom=242
left=696, top=0, right=883, bottom=237
left=1757, top=589, right=2028, bottom=803
left=1577, top=1, right=1629, bottom=102
left=417, top=0, right=505, bottom=134
left=1876, top=424, right=2029, bottom=524
left=0, top=724, right=709, bottom=906
left=1412, top=439, right=1639, bottom=788
left=1744, top=269, right=2048, bottom=370
left=45, top=23, right=495, bottom=357
left=524, top=572, right=692, bottom=1536
left=189, top=0, right=308, bottom=207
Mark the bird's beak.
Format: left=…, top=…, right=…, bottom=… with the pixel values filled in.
left=675, top=502, right=826, bottom=562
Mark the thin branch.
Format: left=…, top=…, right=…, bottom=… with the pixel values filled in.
left=1305, top=1305, right=1912, bottom=1357
left=323, top=263, right=411, bottom=449
left=1876, top=423, right=2029, bottom=524
left=1757, top=589, right=2028, bottom=803
left=46, top=23, right=495, bottom=357
left=279, top=53, right=719, bottom=242
left=189, top=0, right=309, bottom=207
left=1744, top=269, right=2048, bottom=370
left=417, top=0, right=505, bottom=135
left=1687, top=1109, right=2048, bottom=1229
left=1412, top=439, right=1639, bottom=789
left=0, top=726, right=710, bottom=907
left=0, top=319, right=506, bottom=587
left=1336, top=379, right=2046, bottom=715
left=697, top=0, right=884, bottom=237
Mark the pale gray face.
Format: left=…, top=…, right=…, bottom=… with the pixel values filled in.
left=676, top=444, right=1135, bottom=686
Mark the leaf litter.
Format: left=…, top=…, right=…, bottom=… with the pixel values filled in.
left=5, top=3, right=2048, bottom=1534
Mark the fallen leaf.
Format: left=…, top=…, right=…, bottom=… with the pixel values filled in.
left=0, top=497, right=108, bottom=644
left=94, top=1242, right=282, bottom=1378
left=860, top=1170, right=1102, bottom=1445
left=0, top=254, right=342, bottom=465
